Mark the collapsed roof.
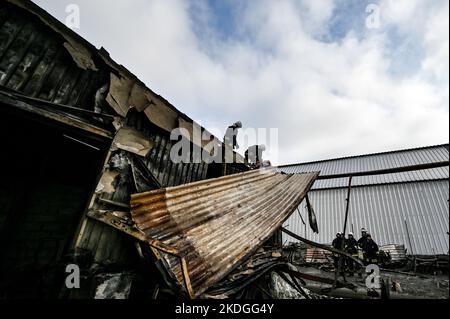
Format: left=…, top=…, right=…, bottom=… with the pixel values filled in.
left=130, top=168, right=318, bottom=298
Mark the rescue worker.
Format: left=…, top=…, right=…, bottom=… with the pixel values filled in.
left=222, top=121, right=242, bottom=174
left=357, top=228, right=368, bottom=248
left=332, top=232, right=344, bottom=249
left=223, top=121, right=242, bottom=150
left=245, top=144, right=266, bottom=169
left=362, top=234, right=379, bottom=265
left=344, top=232, right=358, bottom=276
left=332, top=232, right=344, bottom=271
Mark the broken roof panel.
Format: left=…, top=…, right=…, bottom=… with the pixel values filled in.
left=130, top=168, right=318, bottom=298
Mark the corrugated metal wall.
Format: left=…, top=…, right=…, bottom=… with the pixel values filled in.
left=280, top=145, right=449, bottom=189
left=283, top=180, right=449, bottom=255
left=305, top=167, right=448, bottom=189
left=280, top=144, right=449, bottom=175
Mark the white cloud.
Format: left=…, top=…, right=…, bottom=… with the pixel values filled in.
left=35, top=0, right=449, bottom=165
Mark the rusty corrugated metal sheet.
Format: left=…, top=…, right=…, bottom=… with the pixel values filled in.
left=305, top=247, right=333, bottom=264
left=130, top=168, right=318, bottom=298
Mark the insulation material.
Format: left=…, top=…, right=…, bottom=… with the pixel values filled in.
left=94, top=273, right=134, bottom=299
left=106, top=73, right=135, bottom=117
left=63, top=42, right=98, bottom=71
left=113, top=126, right=153, bottom=157
left=269, top=272, right=306, bottom=299
left=143, top=100, right=178, bottom=132
left=96, top=170, right=119, bottom=194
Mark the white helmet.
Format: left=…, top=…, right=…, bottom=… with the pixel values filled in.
left=348, top=232, right=354, bottom=236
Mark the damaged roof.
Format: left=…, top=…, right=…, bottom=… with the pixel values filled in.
left=1, top=0, right=244, bottom=162
left=130, top=168, right=319, bottom=298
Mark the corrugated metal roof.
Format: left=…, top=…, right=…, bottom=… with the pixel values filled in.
left=130, top=168, right=319, bottom=298
left=279, top=144, right=449, bottom=188
left=283, top=180, right=449, bottom=255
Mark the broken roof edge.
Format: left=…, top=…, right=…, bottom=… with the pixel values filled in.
left=131, top=167, right=274, bottom=201
left=130, top=169, right=320, bottom=298
left=0, top=89, right=114, bottom=139
left=6, top=0, right=245, bottom=163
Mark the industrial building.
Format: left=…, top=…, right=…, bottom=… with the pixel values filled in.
left=280, top=144, right=449, bottom=255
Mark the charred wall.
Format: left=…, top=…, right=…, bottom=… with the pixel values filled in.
left=0, top=2, right=109, bottom=112
left=0, top=0, right=248, bottom=298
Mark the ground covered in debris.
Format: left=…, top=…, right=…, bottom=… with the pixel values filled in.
left=381, top=272, right=449, bottom=299
left=294, top=266, right=449, bottom=299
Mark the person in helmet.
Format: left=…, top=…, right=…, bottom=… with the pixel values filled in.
left=245, top=144, right=266, bottom=169
left=344, top=232, right=359, bottom=276
left=357, top=228, right=368, bottom=248
left=362, top=234, right=379, bottom=265
left=223, top=121, right=242, bottom=150
left=332, top=232, right=345, bottom=271
left=332, top=232, right=344, bottom=250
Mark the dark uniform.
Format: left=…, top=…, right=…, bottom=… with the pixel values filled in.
left=223, top=122, right=241, bottom=150
left=357, top=234, right=368, bottom=248
left=222, top=122, right=242, bottom=169
left=344, top=236, right=358, bottom=275
left=332, top=235, right=344, bottom=250
left=362, top=236, right=379, bottom=265
left=245, top=144, right=265, bottom=169
left=332, top=234, right=344, bottom=271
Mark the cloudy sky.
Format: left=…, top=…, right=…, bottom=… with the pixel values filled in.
left=35, top=0, right=449, bottom=165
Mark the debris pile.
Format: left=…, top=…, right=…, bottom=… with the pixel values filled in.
left=305, top=247, right=333, bottom=265
left=283, top=242, right=307, bottom=265
left=407, top=255, right=449, bottom=274
left=380, top=244, right=407, bottom=266
left=129, top=168, right=319, bottom=298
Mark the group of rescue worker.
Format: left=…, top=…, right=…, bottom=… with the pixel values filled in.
left=331, top=228, right=379, bottom=277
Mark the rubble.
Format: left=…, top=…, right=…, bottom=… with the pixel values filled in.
left=94, top=272, right=135, bottom=299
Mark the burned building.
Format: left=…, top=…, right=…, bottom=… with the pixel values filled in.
left=1, top=0, right=321, bottom=300
left=0, top=0, right=252, bottom=298
left=2, top=0, right=446, bottom=301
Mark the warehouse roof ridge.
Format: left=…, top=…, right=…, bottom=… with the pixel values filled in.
left=279, top=143, right=449, bottom=169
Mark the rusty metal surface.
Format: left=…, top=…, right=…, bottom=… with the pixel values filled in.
left=130, top=168, right=318, bottom=298
left=306, top=247, right=333, bottom=264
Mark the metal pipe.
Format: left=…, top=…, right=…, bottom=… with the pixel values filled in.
left=342, top=176, right=353, bottom=236
left=336, top=176, right=353, bottom=285
left=404, top=218, right=417, bottom=274
left=404, top=219, right=415, bottom=255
